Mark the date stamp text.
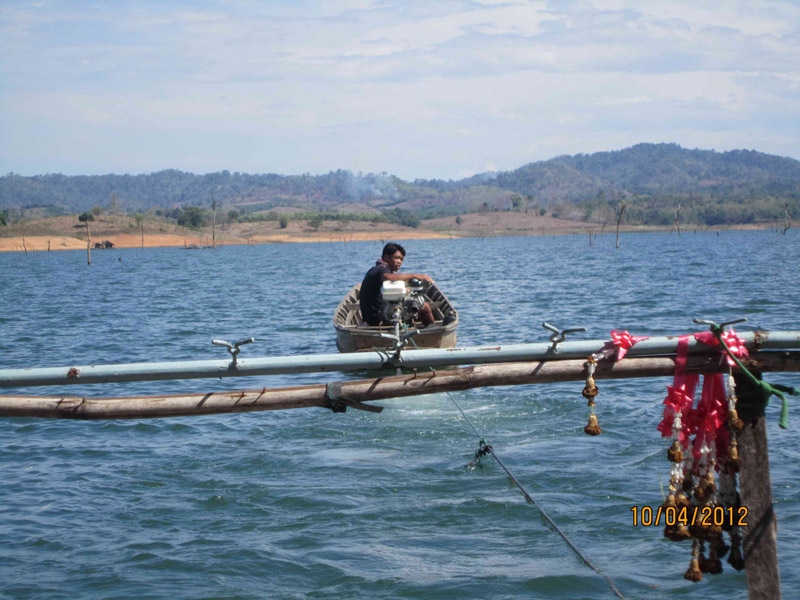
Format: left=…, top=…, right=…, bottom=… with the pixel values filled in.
left=630, top=505, right=749, bottom=528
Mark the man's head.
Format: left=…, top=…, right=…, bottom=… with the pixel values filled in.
left=382, top=242, right=406, bottom=272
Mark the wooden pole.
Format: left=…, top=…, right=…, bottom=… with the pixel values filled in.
left=734, top=370, right=782, bottom=599
left=1, top=351, right=797, bottom=420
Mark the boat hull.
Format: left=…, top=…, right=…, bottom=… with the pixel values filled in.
left=333, top=283, right=458, bottom=353
left=335, top=324, right=457, bottom=353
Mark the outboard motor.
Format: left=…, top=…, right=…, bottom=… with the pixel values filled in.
left=403, top=278, right=426, bottom=321
left=380, top=278, right=427, bottom=325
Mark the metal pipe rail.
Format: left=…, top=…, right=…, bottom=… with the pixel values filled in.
left=1, top=330, right=799, bottom=389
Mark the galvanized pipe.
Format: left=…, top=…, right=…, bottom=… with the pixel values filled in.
left=1, top=330, right=799, bottom=389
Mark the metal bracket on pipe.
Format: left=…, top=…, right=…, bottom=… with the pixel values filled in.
left=324, top=382, right=384, bottom=414
left=542, top=322, right=587, bottom=354
left=211, top=337, right=255, bottom=369
left=380, top=328, right=421, bottom=369
left=693, top=317, right=748, bottom=333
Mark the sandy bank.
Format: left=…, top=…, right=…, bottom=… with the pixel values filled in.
left=0, top=230, right=453, bottom=252
left=1, top=212, right=776, bottom=253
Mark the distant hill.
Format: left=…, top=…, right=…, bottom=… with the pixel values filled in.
left=1, top=143, right=798, bottom=226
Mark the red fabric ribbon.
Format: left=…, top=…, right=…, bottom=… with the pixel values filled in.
left=657, top=335, right=698, bottom=446
left=693, top=329, right=749, bottom=366
left=657, top=333, right=734, bottom=467
left=691, top=373, right=729, bottom=463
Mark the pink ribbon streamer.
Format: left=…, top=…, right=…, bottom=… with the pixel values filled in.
left=657, top=332, right=734, bottom=466
left=693, top=328, right=749, bottom=366
left=657, top=335, right=698, bottom=446
left=609, top=330, right=649, bottom=361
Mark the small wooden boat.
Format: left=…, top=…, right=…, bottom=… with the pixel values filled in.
left=333, top=281, right=458, bottom=352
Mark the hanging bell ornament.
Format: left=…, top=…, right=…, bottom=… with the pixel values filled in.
left=685, top=541, right=703, bottom=582
left=664, top=513, right=692, bottom=542
left=584, top=410, right=602, bottom=436
left=728, top=408, right=744, bottom=434
left=729, top=438, right=740, bottom=464
left=582, top=379, right=598, bottom=399
left=685, top=557, right=703, bottom=582
left=711, top=532, right=729, bottom=560
left=582, top=356, right=599, bottom=399
left=703, top=470, right=717, bottom=496
left=705, top=545, right=723, bottom=575
left=667, top=439, right=684, bottom=463
left=582, top=357, right=602, bottom=436
left=727, top=530, right=745, bottom=571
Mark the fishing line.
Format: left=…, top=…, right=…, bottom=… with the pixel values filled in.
left=444, top=388, right=626, bottom=600
left=405, top=331, right=623, bottom=595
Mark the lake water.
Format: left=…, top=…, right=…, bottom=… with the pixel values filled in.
left=1, top=230, right=799, bottom=599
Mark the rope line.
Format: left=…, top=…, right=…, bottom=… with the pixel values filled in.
left=444, top=389, right=625, bottom=600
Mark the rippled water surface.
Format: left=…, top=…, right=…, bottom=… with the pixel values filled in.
left=1, top=231, right=799, bottom=599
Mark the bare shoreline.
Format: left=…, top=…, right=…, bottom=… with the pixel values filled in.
left=0, top=231, right=455, bottom=252
left=0, top=213, right=778, bottom=253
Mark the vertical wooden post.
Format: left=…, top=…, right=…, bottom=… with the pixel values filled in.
left=734, top=371, right=781, bottom=599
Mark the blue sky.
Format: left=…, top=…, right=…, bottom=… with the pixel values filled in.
left=1, top=0, right=799, bottom=180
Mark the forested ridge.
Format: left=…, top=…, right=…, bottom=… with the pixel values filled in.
left=2, top=143, right=798, bottom=226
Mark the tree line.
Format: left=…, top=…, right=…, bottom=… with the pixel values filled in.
left=1, top=144, right=798, bottom=227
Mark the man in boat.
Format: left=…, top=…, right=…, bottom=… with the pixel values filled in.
left=360, top=242, right=436, bottom=327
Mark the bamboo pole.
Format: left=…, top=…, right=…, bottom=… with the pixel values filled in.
left=1, top=351, right=797, bottom=420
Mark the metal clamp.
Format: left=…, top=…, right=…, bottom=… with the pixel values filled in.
left=379, top=325, right=421, bottom=369
left=693, top=317, right=748, bottom=333
left=324, top=382, right=384, bottom=414
left=212, top=337, right=255, bottom=368
left=542, top=322, right=586, bottom=353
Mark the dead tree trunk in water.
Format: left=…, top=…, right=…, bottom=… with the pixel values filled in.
left=615, top=200, right=626, bottom=248
left=86, top=221, right=91, bottom=265
left=783, top=202, right=791, bottom=235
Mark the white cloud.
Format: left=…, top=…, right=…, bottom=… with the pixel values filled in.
left=0, top=0, right=798, bottom=179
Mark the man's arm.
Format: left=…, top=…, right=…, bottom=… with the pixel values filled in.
left=382, top=272, right=433, bottom=283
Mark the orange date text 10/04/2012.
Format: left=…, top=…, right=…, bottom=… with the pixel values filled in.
left=629, top=505, right=749, bottom=528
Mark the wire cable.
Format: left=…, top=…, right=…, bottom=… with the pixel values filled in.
left=446, top=389, right=625, bottom=600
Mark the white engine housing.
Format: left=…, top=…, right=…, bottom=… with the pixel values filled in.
left=381, top=280, right=407, bottom=302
